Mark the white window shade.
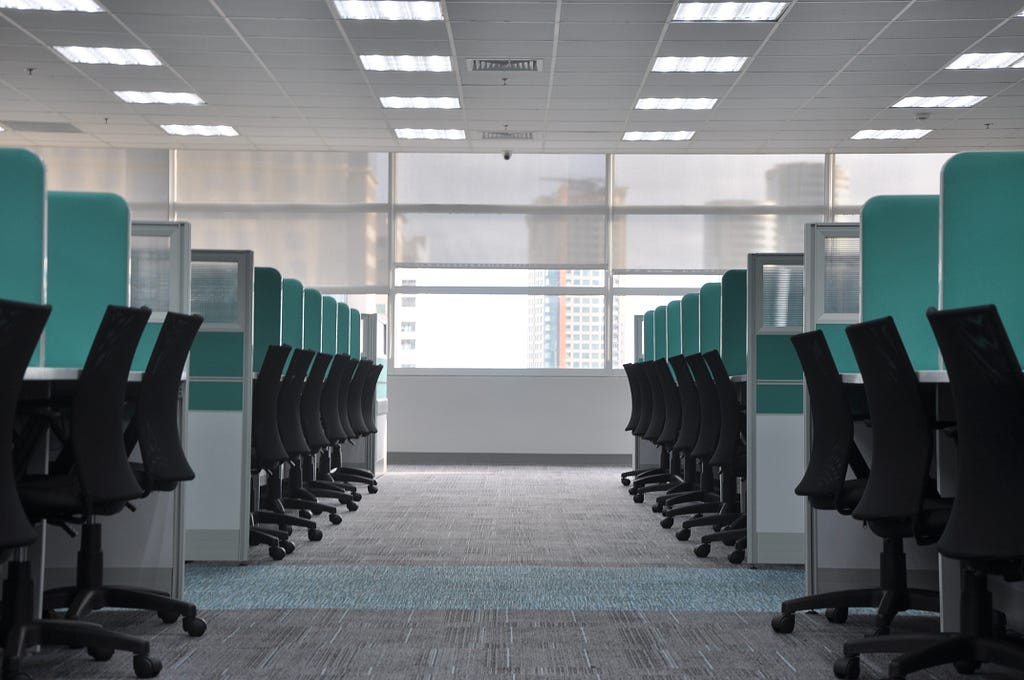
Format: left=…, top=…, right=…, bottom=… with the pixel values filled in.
left=190, top=260, right=241, bottom=325
left=822, top=236, right=860, bottom=316
left=761, top=264, right=804, bottom=329
left=130, top=234, right=172, bottom=312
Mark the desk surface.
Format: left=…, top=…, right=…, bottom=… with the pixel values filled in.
left=841, top=370, right=948, bottom=384
left=24, top=368, right=147, bottom=382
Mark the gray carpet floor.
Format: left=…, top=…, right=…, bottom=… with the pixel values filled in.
left=18, top=466, right=1024, bottom=679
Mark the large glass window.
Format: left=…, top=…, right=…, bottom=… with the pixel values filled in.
left=833, top=153, right=954, bottom=211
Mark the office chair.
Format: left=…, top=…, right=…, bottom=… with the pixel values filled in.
left=358, top=362, right=384, bottom=438
left=299, top=352, right=359, bottom=511
left=650, top=354, right=702, bottom=514
left=627, top=361, right=674, bottom=502
left=627, top=359, right=684, bottom=501
left=771, top=329, right=870, bottom=634
left=620, top=363, right=645, bottom=488
left=319, top=354, right=375, bottom=493
left=837, top=305, right=1024, bottom=680
left=8, top=304, right=162, bottom=677
left=43, top=312, right=208, bottom=637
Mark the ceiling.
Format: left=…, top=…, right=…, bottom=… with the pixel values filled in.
left=1, top=0, right=1024, bottom=154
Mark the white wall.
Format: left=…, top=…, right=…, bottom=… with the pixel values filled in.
left=388, top=372, right=634, bottom=457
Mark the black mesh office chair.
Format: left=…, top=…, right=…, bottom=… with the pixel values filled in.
left=628, top=359, right=684, bottom=501
left=321, top=354, right=376, bottom=492
left=358, top=362, right=384, bottom=437
left=836, top=305, right=1024, bottom=680
left=650, top=355, right=702, bottom=513
left=771, top=329, right=870, bottom=634
left=42, top=312, right=208, bottom=637
left=9, top=304, right=162, bottom=678
left=300, top=352, right=359, bottom=511
left=627, top=361, right=675, bottom=502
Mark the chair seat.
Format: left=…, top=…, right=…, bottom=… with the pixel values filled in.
left=18, top=473, right=127, bottom=519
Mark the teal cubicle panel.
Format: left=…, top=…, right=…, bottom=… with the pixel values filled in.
left=642, top=310, right=655, bottom=361
left=349, top=308, right=361, bottom=357
left=337, top=302, right=351, bottom=354
left=653, top=305, right=667, bottom=359
left=303, top=288, right=322, bottom=352
left=281, top=279, right=304, bottom=349
left=681, top=294, right=700, bottom=356
left=253, top=267, right=282, bottom=371
left=721, top=270, right=747, bottom=376
left=666, top=300, right=682, bottom=356
left=941, top=152, right=1024, bottom=351
left=862, top=196, right=940, bottom=369
left=322, top=298, right=337, bottom=354
left=47, top=191, right=129, bottom=368
left=0, top=149, right=46, bottom=324
left=699, top=283, right=722, bottom=353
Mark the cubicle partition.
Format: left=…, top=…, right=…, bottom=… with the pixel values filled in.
left=303, top=288, right=322, bottom=352
left=681, top=293, right=700, bottom=356
left=642, top=310, right=655, bottom=361
left=130, top=221, right=192, bottom=371
left=653, top=305, right=667, bottom=360
left=720, top=270, right=747, bottom=377
left=253, top=267, right=283, bottom=370
left=349, top=307, right=362, bottom=358
left=667, top=299, right=682, bottom=358
left=746, top=253, right=805, bottom=565
left=0, top=149, right=46, bottom=357
left=322, top=297, right=338, bottom=355
left=185, top=250, right=254, bottom=562
left=281, top=279, right=304, bottom=350
left=699, top=283, right=722, bottom=353
left=804, top=223, right=859, bottom=372
left=338, top=301, right=352, bottom=355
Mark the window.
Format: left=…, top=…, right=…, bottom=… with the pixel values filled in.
left=401, top=339, right=416, bottom=350
left=400, top=321, right=416, bottom=333
left=401, top=296, right=416, bottom=308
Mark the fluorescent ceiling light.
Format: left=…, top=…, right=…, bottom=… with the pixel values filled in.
left=635, top=97, right=717, bottom=110
left=654, top=56, right=747, bottom=73
left=161, top=124, right=238, bottom=137
left=54, top=46, right=161, bottom=66
left=852, top=129, right=932, bottom=140
left=115, top=91, right=204, bottom=105
left=674, top=2, right=788, bottom=22
left=947, top=52, right=1024, bottom=69
left=623, top=130, right=695, bottom=141
left=380, top=96, right=459, bottom=109
left=0, top=0, right=102, bottom=10
left=360, top=54, right=451, bottom=72
left=893, top=95, right=986, bottom=108
left=335, top=1, right=442, bottom=20
left=395, top=128, right=465, bottom=140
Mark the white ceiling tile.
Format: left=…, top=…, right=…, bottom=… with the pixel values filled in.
left=898, top=0, right=1024, bottom=21
left=232, top=18, right=343, bottom=39
left=215, top=0, right=335, bottom=20
left=783, top=2, right=908, bottom=23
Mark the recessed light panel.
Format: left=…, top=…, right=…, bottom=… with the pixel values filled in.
left=380, top=96, right=460, bottom=109
left=0, top=0, right=102, bottom=11
left=851, top=129, right=931, bottom=140
left=635, top=97, right=717, bottom=110
left=116, top=91, right=205, bottom=105
left=623, top=131, right=695, bottom=141
left=395, top=128, right=465, bottom=140
left=335, top=1, right=442, bottom=20
left=161, top=124, right=238, bottom=137
left=54, top=46, right=161, bottom=66
left=653, top=56, right=747, bottom=73
left=893, top=95, right=985, bottom=108
left=947, top=52, right=1024, bottom=69
left=360, top=54, right=452, bottom=72
left=674, top=2, right=788, bottom=22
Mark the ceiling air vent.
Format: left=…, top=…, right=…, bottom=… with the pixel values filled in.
left=468, top=58, right=542, bottom=72
left=482, top=130, right=534, bottom=141
left=2, top=120, right=81, bottom=133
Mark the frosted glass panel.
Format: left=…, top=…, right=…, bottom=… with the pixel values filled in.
left=131, top=234, right=172, bottom=312
left=396, top=154, right=605, bottom=205
left=823, top=236, right=860, bottom=316
left=761, top=264, right=804, bottom=329
left=191, top=260, right=240, bottom=326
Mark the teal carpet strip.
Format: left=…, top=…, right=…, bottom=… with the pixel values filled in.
left=185, top=564, right=804, bottom=612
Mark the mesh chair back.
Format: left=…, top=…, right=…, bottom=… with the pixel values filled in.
left=927, top=305, right=1024, bottom=560
left=251, top=344, right=291, bottom=469
left=705, top=350, right=744, bottom=469
left=687, top=354, right=721, bottom=461
left=320, top=354, right=347, bottom=442
left=360, top=363, right=383, bottom=434
left=346, top=360, right=373, bottom=436
left=299, top=352, right=333, bottom=449
left=622, top=363, right=644, bottom=432
left=653, top=359, right=682, bottom=447
left=846, top=317, right=933, bottom=522
left=640, top=361, right=666, bottom=442
left=791, top=330, right=858, bottom=502
left=668, top=354, right=701, bottom=454
left=332, top=354, right=359, bottom=440
left=72, top=305, right=150, bottom=506
left=277, top=349, right=315, bottom=455
left=631, top=361, right=654, bottom=437
left=0, top=300, right=50, bottom=550
left=133, top=312, right=203, bottom=492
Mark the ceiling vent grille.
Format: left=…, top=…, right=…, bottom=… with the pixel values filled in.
left=469, top=58, right=542, bottom=72
left=482, top=130, right=534, bottom=141
left=2, top=120, right=81, bottom=133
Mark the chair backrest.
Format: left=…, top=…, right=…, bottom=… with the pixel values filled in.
left=622, top=363, right=644, bottom=432
left=320, top=354, right=347, bottom=442
left=686, top=353, right=721, bottom=461
left=640, top=360, right=666, bottom=442
left=360, top=363, right=384, bottom=434
left=845, top=317, right=933, bottom=522
left=705, top=350, right=743, bottom=469
left=631, top=360, right=655, bottom=437
left=332, top=354, right=359, bottom=440
left=927, top=304, right=1024, bottom=560
left=668, top=354, right=701, bottom=454
left=251, top=344, right=291, bottom=469
left=132, top=312, right=203, bottom=492
left=345, top=359, right=372, bottom=436
left=652, top=359, right=682, bottom=447
left=790, top=330, right=859, bottom=504
left=277, top=348, right=315, bottom=455
left=71, top=305, right=151, bottom=507
left=0, top=300, right=50, bottom=550
left=299, top=352, right=333, bottom=449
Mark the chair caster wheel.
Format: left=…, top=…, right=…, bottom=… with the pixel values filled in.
left=621, top=477, right=631, bottom=486
left=346, top=501, right=358, bottom=511
left=269, top=545, right=287, bottom=560
left=133, top=655, right=162, bottom=679
left=308, top=528, right=324, bottom=541
left=157, top=610, right=178, bottom=624
left=723, top=538, right=736, bottom=546
left=660, top=517, right=674, bottom=529
left=833, top=655, right=860, bottom=679
left=329, top=513, right=343, bottom=525
left=652, top=504, right=662, bottom=513
left=826, top=607, right=849, bottom=624
left=183, top=615, right=207, bottom=637
left=727, top=549, right=745, bottom=564
left=633, top=493, right=644, bottom=503
left=954, top=660, right=980, bottom=674
left=280, top=539, right=296, bottom=554
left=675, top=528, right=690, bottom=541
left=628, top=486, right=637, bottom=495
left=367, top=485, right=378, bottom=494
left=771, top=613, right=795, bottom=634
left=352, top=492, right=363, bottom=502
left=694, top=543, right=711, bottom=558
left=87, top=647, right=114, bottom=661
left=299, top=510, right=313, bottom=520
